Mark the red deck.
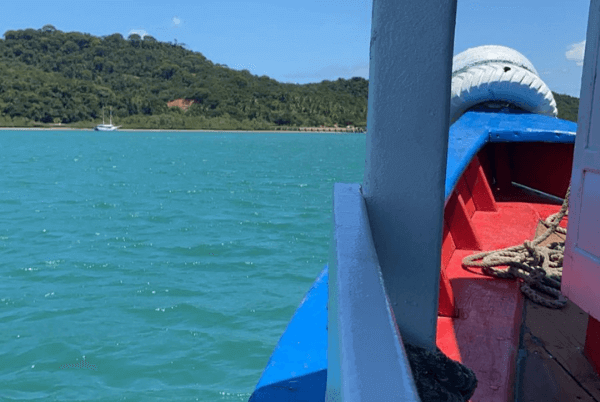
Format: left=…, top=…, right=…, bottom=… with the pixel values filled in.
left=433, top=143, right=600, bottom=401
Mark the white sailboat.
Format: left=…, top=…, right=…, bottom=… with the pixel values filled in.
left=94, top=107, right=121, bottom=131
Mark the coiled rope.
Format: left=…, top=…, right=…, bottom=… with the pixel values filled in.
left=405, top=342, right=478, bottom=402
left=462, top=187, right=570, bottom=309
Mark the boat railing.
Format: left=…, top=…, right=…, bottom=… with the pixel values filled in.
left=327, top=182, right=421, bottom=401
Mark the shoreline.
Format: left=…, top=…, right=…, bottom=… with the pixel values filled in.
left=0, top=127, right=366, bottom=134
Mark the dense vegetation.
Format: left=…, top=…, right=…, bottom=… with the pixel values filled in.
left=0, top=26, right=368, bottom=130
left=0, top=26, right=580, bottom=130
left=553, top=92, right=579, bottom=123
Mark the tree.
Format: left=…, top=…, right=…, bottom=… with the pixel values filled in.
left=41, top=24, right=57, bottom=33
left=104, top=33, right=124, bottom=43
left=128, top=34, right=142, bottom=48
left=156, top=63, right=179, bottom=80
left=61, top=40, right=78, bottom=54
left=3, top=30, right=18, bottom=40
left=0, top=27, right=370, bottom=129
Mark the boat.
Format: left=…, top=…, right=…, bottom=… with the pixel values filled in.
left=94, top=107, right=121, bottom=131
left=249, top=1, right=600, bottom=401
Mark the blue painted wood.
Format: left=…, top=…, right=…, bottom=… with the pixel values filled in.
left=249, top=111, right=578, bottom=401
left=249, top=268, right=328, bottom=402
left=444, top=111, right=576, bottom=205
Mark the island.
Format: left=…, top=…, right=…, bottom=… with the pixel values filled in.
left=0, top=25, right=578, bottom=130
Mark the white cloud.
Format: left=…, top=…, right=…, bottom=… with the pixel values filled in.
left=566, top=40, right=585, bottom=66
left=128, top=29, right=148, bottom=39
left=172, top=16, right=181, bottom=26
left=348, top=63, right=369, bottom=79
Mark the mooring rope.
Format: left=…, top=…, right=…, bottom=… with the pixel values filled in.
left=462, top=186, right=570, bottom=309
left=405, top=342, right=478, bottom=402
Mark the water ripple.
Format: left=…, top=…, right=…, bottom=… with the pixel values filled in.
left=0, top=130, right=365, bottom=401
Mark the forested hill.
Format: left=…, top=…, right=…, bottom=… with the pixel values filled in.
left=553, top=92, right=579, bottom=123
left=0, top=26, right=368, bottom=130
left=0, top=26, right=579, bottom=130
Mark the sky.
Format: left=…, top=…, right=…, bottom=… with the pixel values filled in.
left=0, top=0, right=591, bottom=97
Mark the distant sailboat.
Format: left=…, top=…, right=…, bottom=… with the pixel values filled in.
left=94, top=107, right=121, bottom=131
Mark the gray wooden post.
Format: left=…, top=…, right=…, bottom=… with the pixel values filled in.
left=362, top=0, right=457, bottom=350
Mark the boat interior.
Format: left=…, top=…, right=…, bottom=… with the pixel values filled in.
left=439, top=136, right=600, bottom=401
left=248, top=109, right=600, bottom=402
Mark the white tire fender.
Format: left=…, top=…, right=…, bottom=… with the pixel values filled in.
left=450, top=46, right=558, bottom=124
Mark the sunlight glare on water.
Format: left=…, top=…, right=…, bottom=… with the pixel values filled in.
left=0, top=130, right=365, bottom=401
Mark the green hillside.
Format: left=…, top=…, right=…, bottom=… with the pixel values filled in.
left=552, top=92, right=579, bottom=123
left=0, top=26, right=367, bottom=130
left=0, top=26, right=581, bottom=129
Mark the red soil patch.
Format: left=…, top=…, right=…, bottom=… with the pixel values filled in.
left=167, top=98, right=197, bottom=111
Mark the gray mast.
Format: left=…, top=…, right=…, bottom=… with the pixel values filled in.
left=362, top=0, right=457, bottom=351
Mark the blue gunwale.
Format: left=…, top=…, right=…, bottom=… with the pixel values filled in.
left=444, top=110, right=576, bottom=205
left=249, top=110, right=577, bottom=401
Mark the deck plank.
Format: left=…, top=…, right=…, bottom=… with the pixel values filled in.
left=517, top=221, right=600, bottom=402
left=520, top=299, right=600, bottom=402
left=518, top=330, right=597, bottom=402
left=438, top=249, right=524, bottom=402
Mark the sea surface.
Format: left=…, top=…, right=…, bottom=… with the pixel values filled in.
left=0, top=130, right=366, bottom=401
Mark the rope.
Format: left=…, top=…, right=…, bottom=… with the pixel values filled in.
left=405, top=342, right=478, bottom=402
left=462, top=186, right=570, bottom=309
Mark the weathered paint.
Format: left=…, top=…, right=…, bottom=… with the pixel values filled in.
left=451, top=45, right=540, bottom=76
left=362, top=0, right=458, bottom=351
left=563, top=0, right=600, bottom=323
left=248, top=268, right=328, bottom=401
left=326, top=183, right=420, bottom=401
left=445, top=110, right=576, bottom=206
left=563, top=0, right=600, bottom=378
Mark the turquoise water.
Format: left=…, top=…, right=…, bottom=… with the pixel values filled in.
left=0, top=131, right=366, bottom=401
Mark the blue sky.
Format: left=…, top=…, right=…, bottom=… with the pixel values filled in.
left=0, top=0, right=590, bottom=97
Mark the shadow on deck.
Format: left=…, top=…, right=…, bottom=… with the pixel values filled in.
left=517, top=296, right=600, bottom=402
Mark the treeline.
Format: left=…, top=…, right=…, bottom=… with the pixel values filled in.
left=0, top=26, right=368, bottom=130
left=0, top=26, right=580, bottom=130
left=553, top=92, right=579, bottom=123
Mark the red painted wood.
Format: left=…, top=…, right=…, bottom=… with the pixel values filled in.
left=436, top=317, right=461, bottom=361
left=445, top=192, right=482, bottom=251
left=529, top=203, right=569, bottom=229
left=457, top=176, right=476, bottom=218
left=437, top=278, right=523, bottom=402
left=493, top=143, right=512, bottom=193
left=464, top=158, right=497, bottom=212
left=439, top=221, right=459, bottom=317
left=585, top=315, right=600, bottom=377
left=471, top=204, right=540, bottom=251
left=478, top=145, right=495, bottom=191
left=436, top=144, right=577, bottom=402
left=439, top=222, right=459, bottom=317
left=510, top=143, right=574, bottom=199
left=438, top=268, right=458, bottom=318
left=441, top=221, right=456, bottom=270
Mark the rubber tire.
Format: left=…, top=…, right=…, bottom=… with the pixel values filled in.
left=450, top=63, right=558, bottom=124
left=452, top=45, right=539, bottom=76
